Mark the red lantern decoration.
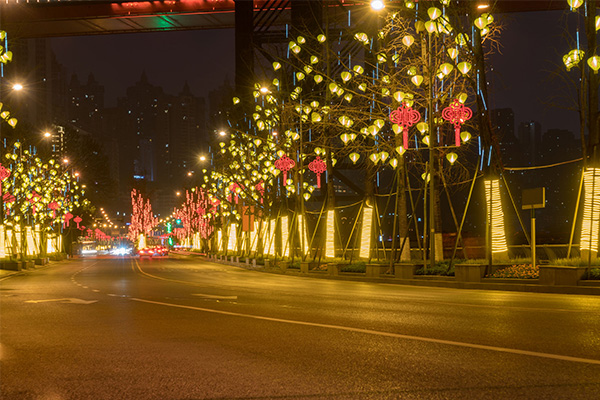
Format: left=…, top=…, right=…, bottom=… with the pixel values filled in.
left=64, top=212, right=73, bottom=228
left=0, top=164, right=10, bottom=199
left=389, top=103, right=421, bottom=150
left=49, top=201, right=59, bottom=219
left=442, top=99, right=473, bottom=146
left=255, top=181, right=264, bottom=204
left=274, top=155, right=295, bottom=184
left=308, top=156, right=327, bottom=188
left=74, top=216, right=82, bottom=229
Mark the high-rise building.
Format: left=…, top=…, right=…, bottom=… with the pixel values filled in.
left=518, top=120, right=542, bottom=166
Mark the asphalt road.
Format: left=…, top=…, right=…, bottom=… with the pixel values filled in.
left=2, top=256, right=600, bottom=399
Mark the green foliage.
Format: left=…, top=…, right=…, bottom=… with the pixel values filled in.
left=414, top=261, right=455, bottom=276
left=554, top=257, right=600, bottom=267
left=583, top=268, right=600, bottom=280
left=340, top=261, right=366, bottom=273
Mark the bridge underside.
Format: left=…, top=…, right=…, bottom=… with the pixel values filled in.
left=1, top=0, right=567, bottom=39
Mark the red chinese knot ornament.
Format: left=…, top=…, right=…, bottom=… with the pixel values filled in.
left=274, top=155, right=295, bottom=184
left=389, top=103, right=421, bottom=150
left=308, top=156, right=327, bottom=188
left=442, top=99, right=473, bottom=147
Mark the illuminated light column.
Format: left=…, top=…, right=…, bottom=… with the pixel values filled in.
left=297, top=214, right=309, bottom=256
left=47, top=234, right=56, bottom=254
left=138, top=233, right=146, bottom=250
left=250, top=221, right=260, bottom=253
left=484, top=179, right=509, bottom=259
left=0, top=225, right=5, bottom=258
left=359, top=206, right=373, bottom=259
left=227, top=223, right=237, bottom=251
left=580, top=168, right=600, bottom=258
left=266, top=219, right=276, bottom=256
left=325, top=209, right=335, bottom=258
left=281, top=216, right=289, bottom=257
left=217, top=229, right=223, bottom=252
left=34, top=225, right=41, bottom=256
left=25, top=226, right=36, bottom=256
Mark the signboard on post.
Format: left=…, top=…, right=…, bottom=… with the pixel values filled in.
left=522, top=187, right=545, bottom=268
left=522, top=187, right=545, bottom=210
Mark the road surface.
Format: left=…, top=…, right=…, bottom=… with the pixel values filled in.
left=2, top=256, right=600, bottom=399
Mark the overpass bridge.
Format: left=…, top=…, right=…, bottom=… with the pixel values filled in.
left=0, top=0, right=569, bottom=39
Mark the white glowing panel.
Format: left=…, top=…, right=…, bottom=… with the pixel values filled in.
left=217, top=229, right=223, bottom=251
left=325, top=209, right=335, bottom=258
left=250, top=221, right=260, bottom=253
left=359, top=206, right=373, bottom=259
left=26, top=227, right=36, bottom=256
left=138, top=234, right=146, bottom=250
left=580, top=168, right=600, bottom=253
left=266, top=219, right=276, bottom=256
left=281, top=216, right=289, bottom=257
left=484, top=179, right=508, bottom=253
left=0, top=225, right=5, bottom=258
left=227, top=224, right=237, bottom=251
left=297, top=214, right=309, bottom=256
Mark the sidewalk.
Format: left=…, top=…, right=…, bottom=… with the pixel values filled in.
left=204, top=255, right=600, bottom=296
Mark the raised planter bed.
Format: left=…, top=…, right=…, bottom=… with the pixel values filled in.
left=1, top=261, right=22, bottom=271
left=395, top=263, right=419, bottom=279
left=366, top=264, right=390, bottom=278
left=539, top=265, right=587, bottom=286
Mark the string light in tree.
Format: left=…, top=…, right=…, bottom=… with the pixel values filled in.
left=442, top=98, right=473, bottom=146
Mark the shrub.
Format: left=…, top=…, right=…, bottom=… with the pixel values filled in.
left=289, top=261, right=300, bottom=269
left=341, top=261, right=366, bottom=273
left=583, top=268, right=600, bottom=280
left=414, top=261, right=454, bottom=276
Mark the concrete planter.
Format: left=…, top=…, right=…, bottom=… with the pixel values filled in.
left=1, top=261, right=22, bottom=271
left=264, top=259, right=271, bottom=269
left=278, top=261, right=289, bottom=272
left=35, top=257, right=49, bottom=266
left=539, top=265, right=587, bottom=286
left=23, top=261, right=35, bottom=269
left=366, top=264, right=388, bottom=278
left=455, top=264, right=487, bottom=282
left=327, top=263, right=339, bottom=276
left=300, top=262, right=310, bottom=273
left=395, top=263, right=418, bottom=279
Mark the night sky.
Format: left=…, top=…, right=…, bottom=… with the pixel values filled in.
left=50, top=9, right=579, bottom=137
left=50, top=28, right=235, bottom=106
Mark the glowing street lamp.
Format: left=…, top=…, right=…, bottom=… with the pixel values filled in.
left=370, top=0, right=385, bottom=11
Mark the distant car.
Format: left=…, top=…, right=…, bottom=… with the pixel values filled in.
left=137, top=246, right=168, bottom=258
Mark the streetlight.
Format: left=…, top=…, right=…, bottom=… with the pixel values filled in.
left=370, top=0, right=385, bottom=11
left=199, top=155, right=206, bottom=162
left=218, top=130, right=226, bottom=137
left=11, top=83, right=23, bottom=91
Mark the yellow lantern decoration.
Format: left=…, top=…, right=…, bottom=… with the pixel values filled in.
left=311, top=55, right=319, bottom=64
left=349, top=153, right=360, bottom=164
left=341, top=71, right=352, bottom=82
left=457, top=92, right=468, bottom=103
left=317, top=34, right=326, bottom=43
left=428, top=7, right=442, bottom=20
left=439, top=63, right=454, bottom=75
left=588, top=56, right=600, bottom=73
left=447, top=48, right=459, bottom=59
left=402, top=35, right=414, bottom=47
left=457, top=61, right=472, bottom=74
left=340, top=133, right=350, bottom=144
left=446, top=152, right=458, bottom=164
left=355, top=32, right=370, bottom=45
left=296, top=72, right=305, bottom=81
left=380, top=151, right=389, bottom=163
left=424, top=21, right=437, bottom=33
left=369, top=153, right=379, bottom=164
left=272, top=61, right=281, bottom=71
left=393, top=91, right=404, bottom=102
left=389, top=158, right=399, bottom=169
left=422, top=135, right=430, bottom=146
left=353, top=65, right=364, bottom=74
left=460, top=131, right=472, bottom=142
left=314, top=74, right=323, bottom=84
left=416, top=122, right=428, bottom=133
left=411, top=75, right=424, bottom=86
left=395, top=146, right=405, bottom=155
left=567, top=0, right=583, bottom=9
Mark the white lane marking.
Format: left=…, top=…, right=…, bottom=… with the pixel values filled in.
left=192, top=293, right=238, bottom=300
left=92, top=289, right=100, bottom=293
left=25, top=298, right=97, bottom=305
left=131, top=297, right=600, bottom=366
